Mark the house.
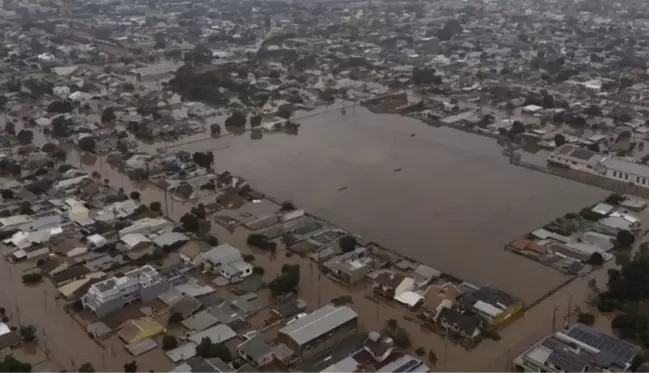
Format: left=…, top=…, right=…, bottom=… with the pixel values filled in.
left=437, top=307, right=486, bottom=340
left=171, top=357, right=234, bottom=373
left=181, top=310, right=219, bottom=332
left=421, top=282, right=462, bottom=321
left=238, top=335, right=275, bottom=367
left=322, top=247, right=375, bottom=284
left=377, top=355, right=429, bottom=373
left=460, top=285, right=524, bottom=326
left=372, top=271, right=415, bottom=299
left=120, top=233, right=153, bottom=251
left=513, top=324, right=642, bottom=372
left=199, top=244, right=253, bottom=282
left=118, top=317, right=165, bottom=344
left=118, top=217, right=172, bottom=236
left=166, top=342, right=198, bottom=363
left=81, top=265, right=169, bottom=317
left=363, top=331, right=394, bottom=363
left=188, top=324, right=237, bottom=345
left=277, top=305, right=358, bottom=358
left=153, top=231, right=189, bottom=250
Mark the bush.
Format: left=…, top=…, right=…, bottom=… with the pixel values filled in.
left=247, top=233, right=268, bottom=248
left=168, top=312, right=183, bottom=325
left=162, top=335, right=178, bottom=351
left=415, top=347, right=425, bottom=356
left=149, top=201, right=162, bottom=211
left=252, top=266, right=265, bottom=275
left=587, top=252, right=604, bottom=266
left=19, top=325, right=36, bottom=342
left=612, top=313, right=634, bottom=330
left=21, top=273, right=42, bottom=284
left=339, top=235, right=357, bottom=252
left=617, top=230, right=636, bottom=247
left=580, top=208, right=604, bottom=221
left=78, top=362, right=95, bottom=372
left=130, top=191, right=141, bottom=201
left=204, top=235, right=219, bottom=246
left=554, top=133, right=566, bottom=147
left=578, top=312, right=596, bottom=326
left=123, top=361, right=137, bottom=373
left=243, top=254, right=255, bottom=263
left=331, top=295, right=353, bottom=306
left=78, top=136, right=96, bottom=153
left=598, top=298, right=616, bottom=312
left=0, top=356, right=32, bottom=372
left=605, top=193, right=625, bottom=205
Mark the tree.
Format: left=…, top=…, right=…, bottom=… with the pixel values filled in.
left=428, top=350, right=438, bottom=366
left=268, top=264, right=300, bottom=296
left=587, top=252, right=604, bottom=266
left=250, top=115, right=262, bottom=128
left=130, top=191, right=141, bottom=201
left=195, top=337, right=232, bottom=361
left=78, top=137, right=96, bottom=153
left=168, top=312, right=183, bottom=324
left=511, top=121, right=525, bottom=135
left=17, top=130, right=33, bottom=145
left=577, top=312, right=595, bottom=326
left=204, top=235, right=219, bottom=246
left=101, top=107, right=116, bottom=123
left=162, top=335, right=178, bottom=351
left=580, top=208, right=603, bottom=222
left=150, top=201, right=162, bottom=212
left=210, top=124, right=221, bottom=137
left=1, top=190, right=13, bottom=199
left=224, top=112, right=246, bottom=127
left=5, top=121, right=15, bottom=136
left=192, top=152, right=214, bottom=169
left=331, top=295, right=353, bottom=306
left=124, top=361, right=138, bottom=372
left=19, top=325, right=36, bottom=342
left=253, top=266, right=265, bottom=275
left=78, top=362, right=95, bottom=372
left=41, top=143, right=57, bottom=153
left=605, top=193, right=625, bottom=205
left=47, top=101, right=72, bottom=113
left=617, top=230, right=636, bottom=247
left=339, top=235, right=357, bottom=252
left=554, top=134, right=566, bottom=147
left=437, top=18, right=463, bottom=41
left=19, top=201, right=32, bottom=215
left=415, top=347, right=425, bottom=356
left=21, top=273, right=41, bottom=284
left=0, top=356, right=32, bottom=372
left=280, top=201, right=296, bottom=212
left=243, top=254, right=255, bottom=263
left=51, top=115, right=68, bottom=138
left=180, top=213, right=199, bottom=232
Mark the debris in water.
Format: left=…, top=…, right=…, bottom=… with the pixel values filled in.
left=338, top=186, right=348, bottom=191
left=394, top=168, right=402, bottom=172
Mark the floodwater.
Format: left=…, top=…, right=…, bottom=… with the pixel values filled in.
left=161, top=104, right=608, bottom=304
left=1, top=103, right=611, bottom=371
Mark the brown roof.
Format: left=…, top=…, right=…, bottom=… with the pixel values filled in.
left=373, top=272, right=405, bottom=290
left=509, top=238, right=547, bottom=254
left=363, top=333, right=392, bottom=361
left=423, top=282, right=462, bottom=311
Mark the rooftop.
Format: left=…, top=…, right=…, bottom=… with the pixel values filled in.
left=279, top=304, right=357, bottom=346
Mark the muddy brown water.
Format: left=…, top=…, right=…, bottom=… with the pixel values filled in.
left=2, top=103, right=613, bottom=371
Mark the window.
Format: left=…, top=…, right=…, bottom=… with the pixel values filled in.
left=625, top=174, right=629, bottom=180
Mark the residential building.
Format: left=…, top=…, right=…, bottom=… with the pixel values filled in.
left=420, top=282, right=462, bottom=322
left=513, top=324, right=642, bottom=372
left=378, top=355, right=429, bottom=373
left=460, top=285, right=524, bottom=326
left=277, top=304, right=358, bottom=359
left=199, top=244, right=253, bottom=282
left=323, top=247, right=375, bottom=284
left=437, top=307, right=486, bottom=340
left=81, top=265, right=169, bottom=317
left=548, top=145, right=649, bottom=189
left=238, top=335, right=276, bottom=367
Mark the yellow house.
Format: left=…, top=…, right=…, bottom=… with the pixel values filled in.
left=118, top=317, right=165, bottom=344
left=461, top=285, right=524, bottom=326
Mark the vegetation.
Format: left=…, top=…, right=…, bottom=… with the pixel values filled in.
left=577, top=312, right=595, bottom=326
left=242, top=254, right=255, bottom=263
left=46, top=100, right=72, bottom=113
left=195, top=337, right=232, bottom=362
left=415, top=347, right=425, bottom=356
left=252, top=266, right=265, bottom=275
left=21, top=273, right=42, bottom=284
left=17, top=130, right=33, bottom=145
left=101, top=107, right=116, bottom=123
left=225, top=112, right=246, bottom=128
left=587, top=252, right=604, bottom=266
left=247, top=233, right=276, bottom=251
left=617, top=230, right=636, bottom=247
left=382, top=319, right=411, bottom=348
left=124, top=361, right=138, bottom=372
left=191, top=204, right=207, bottom=219
left=149, top=201, right=162, bottom=212
left=162, top=335, right=178, bottom=351
left=192, top=152, right=214, bottom=169
left=0, top=356, right=32, bottom=372
left=280, top=201, right=296, bottom=212
left=339, top=235, right=357, bottom=252
left=580, top=208, right=604, bottom=222
left=168, top=312, right=183, bottom=325
left=78, top=137, right=96, bottom=153
left=19, top=325, right=36, bottom=342
left=210, top=124, right=221, bottom=137
left=428, top=350, right=438, bottom=366
left=78, top=362, right=95, bottom=372
left=605, top=193, right=626, bottom=205
left=204, top=235, right=219, bottom=246
left=268, top=264, right=300, bottom=296
left=130, top=191, right=141, bottom=201
left=180, top=213, right=199, bottom=232
left=331, top=295, right=353, bottom=306
left=5, top=122, right=15, bottom=136
left=511, top=121, right=526, bottom=135
left=554, top=133, right=566, bottom=147
left=250, top=115, right=262, bottom=128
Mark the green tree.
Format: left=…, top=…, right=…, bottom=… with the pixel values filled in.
left=605, top=193, right=625, bottom=205
left=19, top=325, right=36, bottom=342
left=78, top=136, right=96, bottom=153
left=339, top=235, right=357, bottom=252
left=17, top=130, right=33, bottom=145
left=5, top=121, right=15, bottom=136
left=180, top=213, right=199, bottom=232
left=124, top=361, right=138, bottom=373
left=554, top=133, right=566, bottom=147
left=78, top=362, right=95, bottom=372
left=268, top=264, right=300, bottom=296
left=0, top=356, right=32, bottom=372
left=162, top=335, right=178, bottom=351
left=511, top=121, right=525, bottom=135
left=587, top=252, right=604, bottom=266
left=168, top=312, right=183, bottom=325
left=617, top=230, right=636, bottom=247
left=578, top=312, right=596, bottom=326
left=149, top=201, right=162, bottom=212
left=130, top=191, right=141, bottom=201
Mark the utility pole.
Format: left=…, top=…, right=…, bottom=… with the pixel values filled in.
left=567, top=294, right=573, bottom=328
left=552, top=306, right=558, bottom=332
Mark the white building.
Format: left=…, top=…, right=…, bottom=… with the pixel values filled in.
left=198, top=244, right=253, bottom=282
left=548, top=145, right=649, bottom=189
left=81, top=265, right=169, bottom=317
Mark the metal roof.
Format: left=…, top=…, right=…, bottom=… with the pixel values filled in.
left=278, top=305, right=357, bottom=346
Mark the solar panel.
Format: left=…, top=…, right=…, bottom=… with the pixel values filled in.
left=568, top=325, right=640, bottom=366
left=547, top=349, right=589, bottom=372
left=395, top=359, right=421, bottom=373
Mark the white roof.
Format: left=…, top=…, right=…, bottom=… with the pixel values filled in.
left=592, top=203, right=615, bottom=216
left=394, top=291, right=424, bottom=307
left=87, top=234, right=107, bottom=248
left=121, top=233, right=151, bottom=248
left=474, top=300, right=504, bottom=317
